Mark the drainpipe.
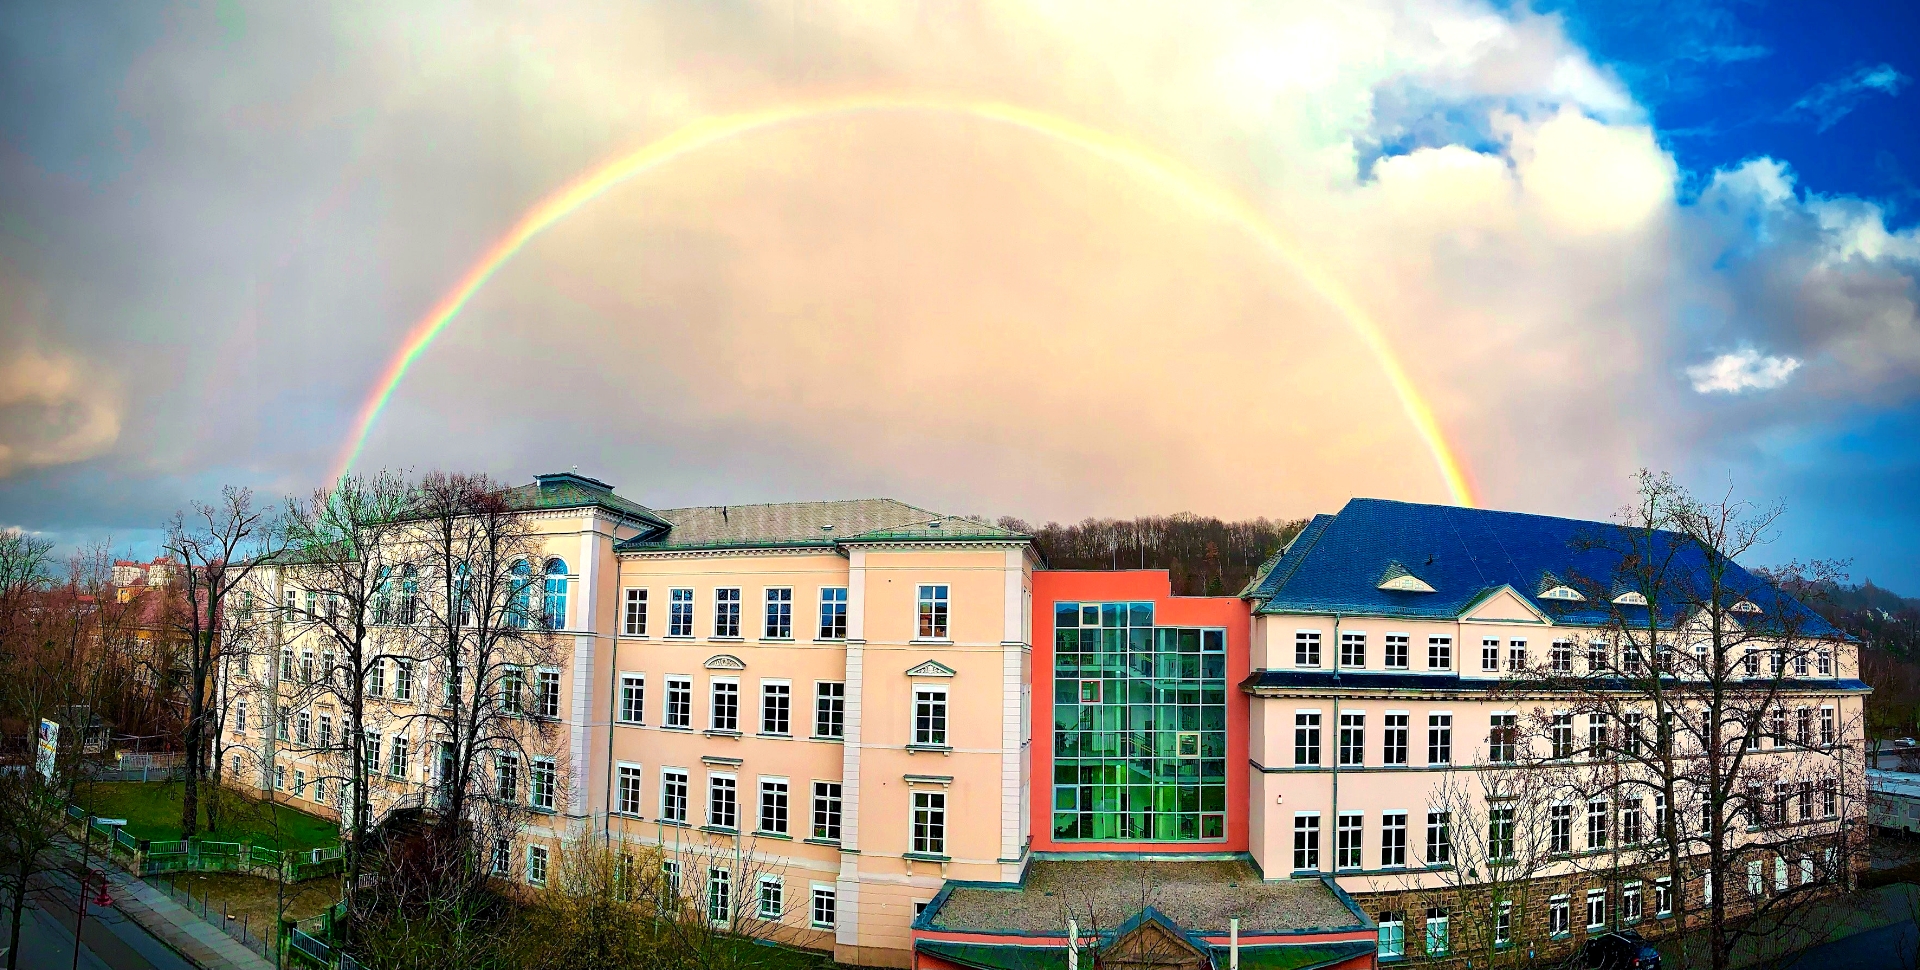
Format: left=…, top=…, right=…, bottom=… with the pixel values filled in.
left=1329, top=614, right=1342, bottom=878
left=604, top=633, right=619, bottom=845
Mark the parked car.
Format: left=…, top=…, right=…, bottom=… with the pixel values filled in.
left=1898, top=738, right=1917, bottom=747
left=1580, top=930, right=1662, bottom=970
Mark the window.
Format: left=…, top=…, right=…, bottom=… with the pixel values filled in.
left=543, top=560, right=568, bottom=629
left=1588, top=639, right=1608, bottom=671
left=317, top=713, right=332, bottom=749
left=1427, top=714, right=1452, bottom=765
left=1426, top=811, right=1452, bottom=865
left=1588, top=799, right=1610, bottom=849
left=1427, top=636, right=1451, bottom=670
left=531, top=757, right=555, bottom=811
left=711, top=679, right=740, bottom=732
left=527, top=845, right=549, bottom=886
left=235, top=700, right=248, bottom=735
left=536, top=669, right=559, bottom=719
left=812, top=782, right=843, bottom=841
left=1550, top=803, right=1572, bottom=854
left=1770, top=706, right=1788, bottom=746
left=663, top=860, right=681, bottom=902
left=708, top=774, right=738, bottom=829
left=1818, top=649, right=1833, bottom=676
left=1341, top=632, right=1366, bottom=668
left=496, top=754, right=519, bottom=801
left=297, top=710, right=311, bottom=744
left=1482, top=638, right=1500, bottom=672
left=1549, top=896, right=1570, bottom=936
left=758, top=778, right=789, bottom=834
left=917, top=585, right=949, bottom=639
left=1488, top=806, right=1514, bottom=861
left=1551, top=714, right=1574, bottom=760
left=1820, top=707, right=1835, bottom=745
left=1655, top=877, right=1673, bottom=916
left=1489, top=714, right=1516, bottom=763
left=1424, top=908, right=1449, bottom=956
left=1496, top=900, right=1513, bottom=945
left=708, top=867, right=732, bottom=923
left=617, top=764, right=644, bottom=816
left=274, top=764, right=285, bottom=790
left=389, top=735, right=410, bottom=778
left=1509, top=640, right=1527, bottom=671
left=1339, top=712, right=1365, bottom=766
left=490, top=838, right=511, bottom=876
left=669, top=588, right=694, bottom=636
left=764, top=588, right=792, bottom=639
left=1377, top=911, right=1404, bottom=959
left=1625, top=711, right=1645, bottom=756
left=757, top=876, right=784, bottom=920
left=818, top=587, right=848, bottom=639
left=1770, top=649, right=1784, bottom=675
left=1293, top=815, right=1320, bottom=871
left=1296, top=631, right=1321, bottom=667
left=500, top=668, right=525, bottom=715
left=620, top=674, right=645, bottom=724
left=1384, top=634, right=1409, bottom=669
left=1589, top=713, right=1609, bottom=757
left=913, top=686, right=948, bottom=746
left=1383, top=714, right=1409, bottom=765
left=912, top=790, right=946, bottom=855
left=815, top=682, right=846, bottom=738
left=715, top=588, right=741, bottom=638
left=811, top=885, right=837, bottom=928
left=1622, top=798, right=1643, bottom=844
left=1796, top=707, right=1812, bottom=747
left=1821, top=777, right=1838, bottom=817
left=1624, top=639, right=1643, bottom=673
left=280, top=646, right=294, bottom=680
left=1551, top=640, right=1572, bottom=673
left=1587, top=890, right=1607, bottom=930
left=1336, top=812, right=1362, bottom=869
left=623, top=589, right=647, bottom=636
left=761, top=682, right=791, bottom=735
left=277, top=706, right=289, bottom=741
left=1295, top=712, right=1322, bottom=766
left=665, top=676, right=692, bottom=729
left=294, top=769, right=307, bottom=798
left=661, top=769, right=688, bottom=823
left=302, top=649, right=315, bottom=684
left=1381, top=811, right=1406, bottom=868
left=1794, top=648, right=1809, bottom=676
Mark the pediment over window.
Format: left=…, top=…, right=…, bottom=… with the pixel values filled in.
left=905, top=660, right=956, bottom=678
left=1377, top=562, right=1435, bottom=593
left=1461, top=586, right=1549, bottom=624
left=1731, top=599, right=1763, bottom=614
left=704, top=654, right=746, bottom=671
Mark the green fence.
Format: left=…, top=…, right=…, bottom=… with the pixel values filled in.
left=66, top=804, right=341, bottom=882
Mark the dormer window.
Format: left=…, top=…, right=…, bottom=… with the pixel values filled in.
left=1731, top=600, right=1762, bottom=614
left=1540, top=586, right=1586, bottom=602
left=1377, top=563, right=1435, bottom=594
left=1611, top=591, right=1648, bottom=607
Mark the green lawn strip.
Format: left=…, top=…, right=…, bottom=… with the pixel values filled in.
left=73, top=781, right=339, bottom=852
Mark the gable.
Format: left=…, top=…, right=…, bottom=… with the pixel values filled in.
left=906, top=660, right=957, bottom=678
left=1461, top=586, right=1548, bottom=624
left=1105, top=919, right=1208, bottom=970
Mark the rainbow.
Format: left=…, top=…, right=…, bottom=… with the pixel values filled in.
left=334, top=96, right=1476, bottom=506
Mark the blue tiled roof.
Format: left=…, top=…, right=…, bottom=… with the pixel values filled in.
left=1246, top=498, right=1839, bottom=637
left=1239, top=669, right=1869, bottom=694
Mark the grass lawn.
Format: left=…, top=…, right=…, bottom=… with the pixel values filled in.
left=73, top=781, right=340, bottom=852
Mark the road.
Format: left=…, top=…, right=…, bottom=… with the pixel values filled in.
left=3, top=866, right=194, bottom=970
left=1771, top=919, right=1918, bottom=970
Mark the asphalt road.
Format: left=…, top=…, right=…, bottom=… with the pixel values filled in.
left=1771, top=919, right=1919, bottom=970
left=3, top=866, right=194, bottom=970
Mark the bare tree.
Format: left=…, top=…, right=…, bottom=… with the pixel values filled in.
left=164, top=486, right=281, bottom=838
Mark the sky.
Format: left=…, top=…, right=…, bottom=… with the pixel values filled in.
left=0, top=0, right=1915, bottom=588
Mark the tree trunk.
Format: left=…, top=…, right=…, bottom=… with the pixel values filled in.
left=5, top=855, right=30, bottom=970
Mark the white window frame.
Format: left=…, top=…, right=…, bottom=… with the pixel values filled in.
left=660, top=767, right=689, bottom=824
left=910, top=789, right=947, bottom=856
left=1292, top=813, right=1320, bottom=872
left=708, top=772, right=739, bottom=830
left=763, top=587, right=793, bottom=640
left=619, top=672, right=645, bottom=724
left=1295, top=630, right=1322, bottom=668
left=757, top=775, right=790, bottom=835
left=710, top=677, right=740, bottom=733
left=760, top=679, right=792, bottom=737
left=1383, top=633, right=1410, bottom=669
left=1336, top=811, right=1363, bottom=871
left=714, top=587, right=742, bottom=638
left=916, top=584, right=951, bottom=640
left=668, top=588, right=694, bottom=637
left=1586, top=889, right=1607, bottom=930
left=526, top=844, right=550, bottom=886
left=912, top=683, right=949, bottom=747
left=814, top=681, right=846, bottom=739
left=665, top=675, right=692, bottom=729
left=757, top=874, right=784, bottom=921
left=811, top=780, right=844, bottom=842
left=810, top=883, right=837, bottom=929
left=622, top=588, right=648, bottom=637
left=818, top=587, right=849, bottom=640
left=1549, top=895, right=1570, bottom=937
left=616, top=761, right=644, bottom=817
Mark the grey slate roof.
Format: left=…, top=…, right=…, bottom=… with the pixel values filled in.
left=613, top=498, right=1026, bottom=553
left=924, top=859, right=1364, bottom=936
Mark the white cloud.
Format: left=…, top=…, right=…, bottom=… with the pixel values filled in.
left=1789, top=63, right=1911, bottom=131
left=1686, top=347, right=1803, bottom=394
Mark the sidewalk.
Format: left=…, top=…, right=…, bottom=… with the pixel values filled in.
left=58, top=837, right=276, bottom=970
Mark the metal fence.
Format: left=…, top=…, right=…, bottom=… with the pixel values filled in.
left=144, top=873, right=275, bottom=962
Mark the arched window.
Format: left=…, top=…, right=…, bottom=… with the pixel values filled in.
left=397, top=564, right=419, bottom=626
left=509, top=561, right=533, bottom=629
left=371, top=566, right=393, bottom=625
left=544, top=559, right=569, bottom=630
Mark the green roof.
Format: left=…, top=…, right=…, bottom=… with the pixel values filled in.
left=614, top=499, right=1026, bottom=553
left=497, top=472, right=670, bottom=529
left=914, top=940, right=1375, bottom=970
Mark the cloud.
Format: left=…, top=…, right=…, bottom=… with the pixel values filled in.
left=1788, top=63, right=1911, bottom=131
left=0, top=346, right=122, bottom=477
left=1686, top=347, right=1802, bottom=393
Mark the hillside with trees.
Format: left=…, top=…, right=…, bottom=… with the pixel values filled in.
left=993, top=513, right=1308, bottom=596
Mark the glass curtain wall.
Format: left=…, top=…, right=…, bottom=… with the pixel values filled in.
left=1052, top=600, right=1227, bottom=841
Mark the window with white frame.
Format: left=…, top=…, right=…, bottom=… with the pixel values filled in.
left=1425, top=907, right=1449, bottom=956
left=1384, top=634, right=1409, bottom=669
left=1551, top=714, right=1574, bottom=760
left=1337, top=812, right=1363, bottom=869
left=1293, top=814, right=1320, bottom=871
left=297, top=710, right=311, bottom=744
left=818, top=587, right=848, bottom=639
left=1588, top=799, right=1610, bottom=849
left=913, top=686, right=948, bottom=747
left=1341, top=631, right=1366, bottom=668
left=530, top=757, right=555, bottom=811
left=389, top=735, right=410, bottom=778
left=1428, top=636, right=1451, bottom=670
left=1623, top=882, right=1643, bottom=923
left=623, top=588, right=648, bottom=636
left=1508, top=640, right=1526, bottom=672
left=1622, top=797, right=1643, bottom=844
left=1377, top=911, right=1404, bottom=958
left=761, top=681, right=791, bottom=735
left=1820, top=707, right=1835, bottom=745
left=1588, top=640, right=1608, bottom=671
left=1381, top=811, right=1407, bottom=868
left=757, top=875, right=783, bottom=920
left=490, top=837, right=510, bottom=876
left=1549, top=895, right=1570, bottom=936
left=812, top=782, right=842, bottom=841
left=1797, top=706, right=1813, bottom=747
left=1655, top=877, right=1672, bottom=916
left=911, top=790, right=946, bottom=855
left=708, top=867, right=732, bottom=923
left=1587, top=890, right=1607, bottom=930
left=1339, top=712, right=1365, bottom=766
left=1590, top=712, right=1610, bottom=757
left=1550, top=803, right=1572, bottom=854
left=1481, top=638, right=1500, bottom=672
left=1624, top=710, right=1644, bottom=756
left=1383, top=713, right=1408, bottom=765
left=811, top=885, right=837, bottom=929
left=1496, top=900, right=1512, bottom=945
left=500, top=667, right=525, bottom=715
left=1489, top=713, right=1517, bottom=763
left=1818, top=649, right=1832, bottom=676
left=917, top=585, right=949, bottom=639
left=764, top=588, right=792, bottom=639
left=1427, top=714, right=1452, bottom=765
left=1296, top=631, right=1321, bottom=667
left=495, top=754, right=518, bottom=801
left=758, top=778, right=789, bottom=834
left=617, top=763, right=643, bottom=816
left=708, top=773, right=738, bottom=829
left=660, top=768, right=688, bottom=824
left=669, top=588, right=694, bottom=636
left=1488, top=805, right=1515, bottom=861
left=710, top=678, right=740, bottom=732
left=815, top=682, right=845, bottom=738
left=620, top=674, right=645, bottom=724
left=1551, top=640, right=1572, bottom=673
left=715, top=588, right=742, bottom=638
left=1295, top=711, right=1322, bottom=765
left=535, top=668, right=560, bottom=719
left=665, top=676, right=692, bottom=729
left=1426, top=811, right=1452, bottom=864
left=235, top=699, right=248, bottom=735
left=527, top=844, right=549, bottom=886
